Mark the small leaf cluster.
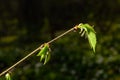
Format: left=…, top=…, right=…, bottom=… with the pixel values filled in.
left=37, top=43, right=51, bottom=65
left=77, top=23, right=97, bottom=52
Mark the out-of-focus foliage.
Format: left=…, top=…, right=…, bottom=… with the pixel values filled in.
left=0, top=0, right=120, bottom=80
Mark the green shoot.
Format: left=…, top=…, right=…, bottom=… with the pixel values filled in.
left=78, top=23, right=97, bottom=52
left=5, top=73, right=11, bottom=80
left=37, top=43, right=51, bottom=64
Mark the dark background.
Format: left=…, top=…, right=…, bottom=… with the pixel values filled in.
left=0, top=0, right=120, bottom=80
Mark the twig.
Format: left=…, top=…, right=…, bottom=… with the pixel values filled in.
left=47, top=27, right=75, bottom=44
left=0, top=45, right=43, bottom=77
left=0, top=26, right=77, bottom=77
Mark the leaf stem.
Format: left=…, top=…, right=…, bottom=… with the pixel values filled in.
left=0, top=26, right=77, bottom=77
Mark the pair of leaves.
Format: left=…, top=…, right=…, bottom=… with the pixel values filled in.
left=37, top=43, right=51, bottom=65
left=5, top=73, right=11, bottom=80
left=78, top=23, right=97, bottom=52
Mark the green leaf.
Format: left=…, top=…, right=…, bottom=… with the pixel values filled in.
left=5, top=73, right=11, bottom=80
left=37, top=43, right=49, bottom=56
left=37, top=43, right=51, bottom=64
left=87, top=30, right=96, bottom=52
left=78, top=23, right=97, bottom=52
left=84, top=24, right=95, bottom=32
left=40, top=54, right=45, bottom=61
left=44, top=51, right=51, bottom=65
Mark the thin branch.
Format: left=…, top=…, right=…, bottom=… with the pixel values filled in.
left=0, top=26, right=77, bottom=77
left=0, top=45, right=43, bottom=77
left=47, top=27, right=75, bottom=44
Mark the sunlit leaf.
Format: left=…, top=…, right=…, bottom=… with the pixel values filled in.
left=40, top=54, right=45, bottom=61
left=87, top=30, right=96, bottom=52
left=84, top=24, right=96, bottom=52
left=44, top=51, right=51, bottom=65
left=37, top=43, right=51, bottom=64
left=77, top=23, right=97, bottom=52
left=37, top=43, right=49, bottom=56
left=5, top=73, right=11, bottom=80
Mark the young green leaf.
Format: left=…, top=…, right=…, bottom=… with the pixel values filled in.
left=40, top=54, right=45, bottom=61
left=84, top=24, right=96, bottom=52
left=44, top=51, right=51, bottom=65
left=78, top=23, right=87, bottom=32
left=87, top=30, right=96, bottom=52
left=84, top=24, right=95, bottom=32
left=37, top=43, right=51, bottom=64
left=37, top=43, right=49, bottom=56
left=5, top=73, right=11, bottom=80
left=77, top=23, right=97, bottom=52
